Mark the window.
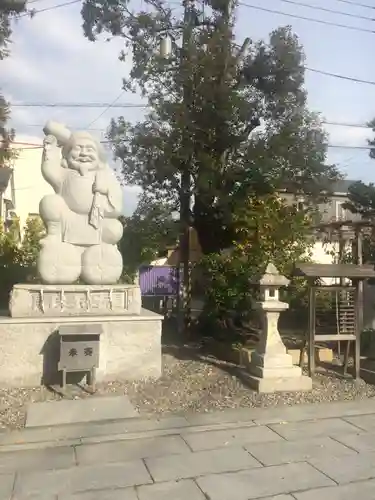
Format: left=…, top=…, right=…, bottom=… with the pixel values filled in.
left=336, top=201, right=349, bottom=221
left=292, top=198, right=305, bottom=211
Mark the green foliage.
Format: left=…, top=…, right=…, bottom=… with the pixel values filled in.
left=199, top=194, right=314, bottom=327
left=21, top=215, right=45, bottom=270
left=119, top=193, right=179, bottom=279
left=345, top=181, right=375, bottom=219
left=0, top=215, right=45, bottom=307
left=0, top=0, right=25, bottom=167
left=81, top=0, right=340, bottom=255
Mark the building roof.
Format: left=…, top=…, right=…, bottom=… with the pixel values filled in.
left=294, top=263, right=375, bottom=279
left=0, top=167, right=12, bottom=193
left=331, top=179, right=357, bottom=194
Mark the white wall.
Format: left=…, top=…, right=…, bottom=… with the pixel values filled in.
left=310, top=240, right=348, bottom=285
left=311, top=241, right=338, bottom=266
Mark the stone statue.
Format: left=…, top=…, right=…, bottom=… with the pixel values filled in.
left=37, top=121, right=124, bottom=285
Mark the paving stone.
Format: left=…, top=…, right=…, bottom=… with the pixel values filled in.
left=309, top=452, right=375, bottom=484
left=76, top=435, right=191, bottom=465
left=185, top=408, right=256, bottom=426
left=0, top=439, right=81, bottom=453
left=252, top=400, right=375, bottom=425
left=26, top=396, right=139, bottom=428
left=182, top=425, right=281, bottom=451
left=261, top=497, right=295, bottom=500
left=137, top=479, right=206, bottom=500
left=14, top=460, right=152, bottom=497
left=334, top=431, right=375, bottom=453
left=294, top=478, right=375, bottom=500
left=0, top=416, right=190, bottom=447
left=145, top=446, right=260, bottom=482
left=60, top=487, right=138, bottom=499
left=185, top=401, right=375, bottom=427
left=186, top=421, right=256, bottom=433
left=0, top=473, right=14, bottom=499
left=344, top=414, right=375, bottom=432
left=196, top=462, right=334, bottom=500
left=246, top=436, right=356, bottom=466
left=270, top=417, right=360, bottom=440
left=18, top=496, right=57, bottom=500
left=0, top=445, right=75, bottom=473
left=80, top=422, right=256, bottom=446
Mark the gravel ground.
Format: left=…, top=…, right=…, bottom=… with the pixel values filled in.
left=1, top=342, right=375, bottom=430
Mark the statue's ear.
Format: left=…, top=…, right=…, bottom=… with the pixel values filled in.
left=61, top=158, right=68, bottom=169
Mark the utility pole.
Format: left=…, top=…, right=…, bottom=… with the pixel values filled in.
left=165, top=0, right=251, bottom=333
left=177, top=0, right=195, bottom=333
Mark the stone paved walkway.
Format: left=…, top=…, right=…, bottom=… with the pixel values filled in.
left=3, top=399, right=375, bottom=499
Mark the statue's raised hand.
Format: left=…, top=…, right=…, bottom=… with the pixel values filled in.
left=43, top=134, right=58, bottom=149
left=43, top=134, right=59, bottom=162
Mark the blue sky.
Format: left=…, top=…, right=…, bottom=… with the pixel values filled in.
left=2, top=0, right=375, bottom=214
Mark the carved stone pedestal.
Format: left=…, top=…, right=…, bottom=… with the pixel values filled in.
left=9, top=284, right=142, bottom=318
left=247, top=264, right=312, bottom=394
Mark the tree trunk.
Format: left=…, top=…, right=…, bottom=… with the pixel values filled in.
left=193, top=196, right=235, bottom=255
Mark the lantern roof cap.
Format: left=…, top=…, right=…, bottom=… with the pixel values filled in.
left=259, top=263, right=289, bottom=287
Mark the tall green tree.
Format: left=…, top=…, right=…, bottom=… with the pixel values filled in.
left=81, top=0, right=339, bottom=254
left=0, top=0, right=26, bottom=167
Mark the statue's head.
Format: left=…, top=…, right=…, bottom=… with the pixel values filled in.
left=62, top=132, right=106, bottom=173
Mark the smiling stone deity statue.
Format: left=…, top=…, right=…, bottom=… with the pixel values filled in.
left=37, top=121, right=124, bottom=285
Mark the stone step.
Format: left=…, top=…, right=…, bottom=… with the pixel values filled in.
left=25, top=395, right=139, bottom=428
left=1, top=399, right=375, bottom=454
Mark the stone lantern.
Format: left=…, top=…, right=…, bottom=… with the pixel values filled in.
left=247, top=263, right=312, bottom=393
left=259, top=262, right=287, bottom=302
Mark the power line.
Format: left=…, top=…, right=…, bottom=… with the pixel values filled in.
left=239, top=2, right=375, bottom=34
left=8, top=139, right=375, bottom=151
left=274, top=0, right=375, bottom=22
left=18, top=0, right=80, bottom=17
left=328, top=144, right=373, bottom=150
left=86, top=91, right=126, bottom=128
left=16, top=120, right=374, bottom=130
left=9, top=102, right=147, bottom=108
left=17, top=123, right=105, bottom=131
left=306, top=67, right=375, bottom=85
left=8, top=62, right=375, bottom=110
left=8, top=66, right=375, bottom=110
left=334, top=0, right=375, bottom=10
left=324, top=120, right=371, bottom=129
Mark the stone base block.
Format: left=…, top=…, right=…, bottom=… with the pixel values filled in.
left=0, top=309, right=162, bottom=387
left=247, top=373, right=313, bottom=393
left=9, top=283, right=142, bottom=318
left=250, top=363, right=303, bottom=379
left=247, top=358, right=313, bottom=393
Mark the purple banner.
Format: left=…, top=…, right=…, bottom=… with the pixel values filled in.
left=139, top=266, right=181, bottom=297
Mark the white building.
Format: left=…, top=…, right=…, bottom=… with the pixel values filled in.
left=0, top=143, right=52, bottom=235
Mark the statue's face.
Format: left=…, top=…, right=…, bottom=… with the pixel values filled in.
left=67, top=138, right=100, bottom=173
